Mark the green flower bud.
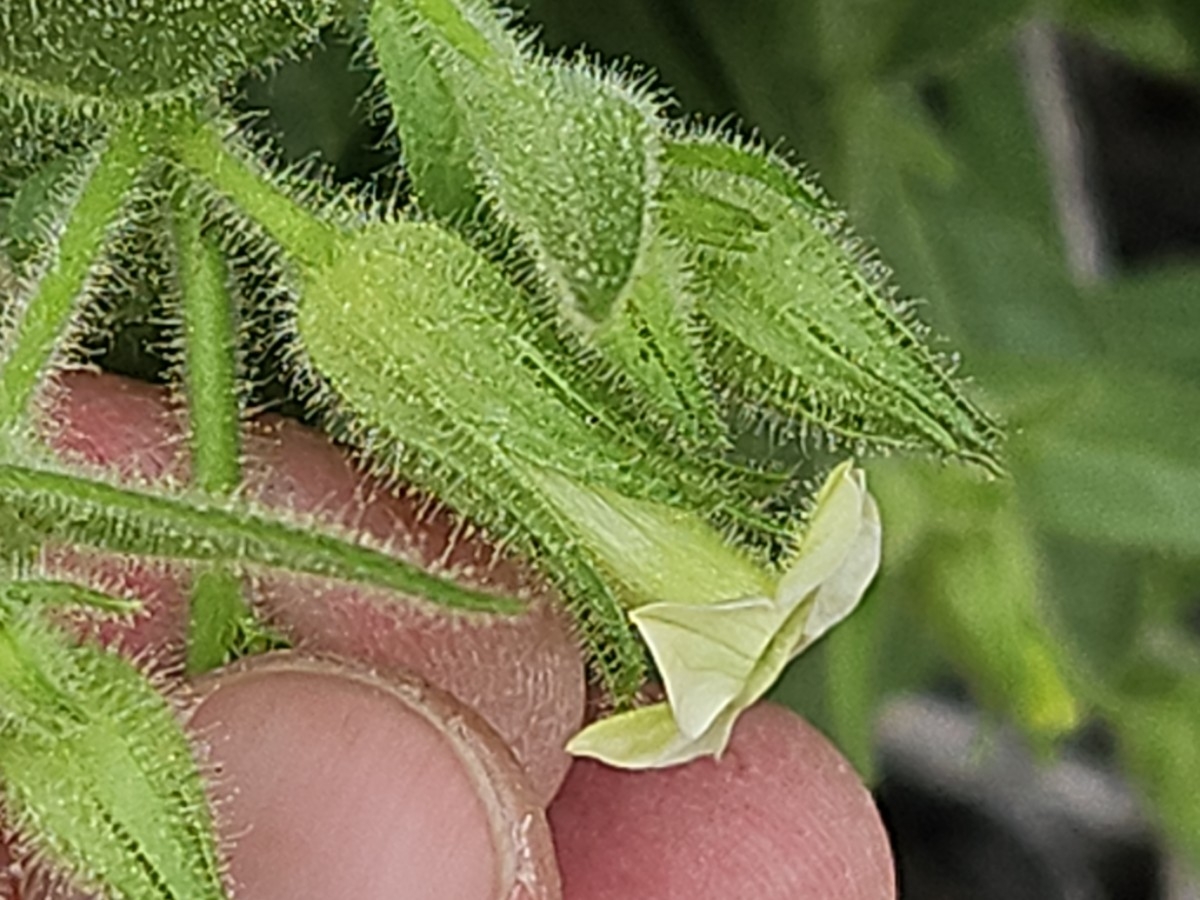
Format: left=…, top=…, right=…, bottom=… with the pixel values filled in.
left=661, top=134, right=1004, bottom=473
left=370, top=0, right=722, bottom=444
left=294, top=220, right=790, bottom=702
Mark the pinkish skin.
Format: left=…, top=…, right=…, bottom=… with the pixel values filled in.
left=187, top=655, right=562, bottom=900
left=36, top=369, right=586, bottom=804
left=5, top=369, right=898, bottom=900
left=549, top=703, right=897, bottom=900
left=4, top=657, right=562, bottom=900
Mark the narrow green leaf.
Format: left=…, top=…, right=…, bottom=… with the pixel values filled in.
left=369, top=0, right=482, bottom=219
left=7, top=578, right=141, bottom=615
left=0, top=460, right=522, bottom=614
left=171, top=116, right=341, bottom=272
left=0, top=119, right=147, bottom=434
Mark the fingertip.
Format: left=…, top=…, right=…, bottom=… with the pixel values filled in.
left=549, top=702, right=895, bottom=900
left=39, top=369, right=188, bottom=483
left=37, top=370, right=587, bottom=804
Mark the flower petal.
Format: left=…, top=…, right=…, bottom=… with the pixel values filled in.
left=566, top=701, right=737, bottom=769
left=631, top=596, right=778, bottom=739
left=568, top=461, right=883, bottom=769
left=782, top=468, right=882, bottom=648
left=776, top=461, right=875, bottom=613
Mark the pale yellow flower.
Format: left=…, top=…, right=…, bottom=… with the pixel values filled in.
left=568, top=461, right=881, bottom=768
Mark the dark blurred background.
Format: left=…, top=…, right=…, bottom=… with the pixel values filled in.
left=238, top=3, right=1200, bottom=898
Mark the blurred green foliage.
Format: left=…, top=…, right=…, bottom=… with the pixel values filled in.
left=514, top=0, right=1200, bottom=869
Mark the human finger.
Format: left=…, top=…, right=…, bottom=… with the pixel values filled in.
left=549, top=702, right=895, bottom=900
left=189, top=653, right=561, bottom=900
left=39, top=369, right=585, bottom=800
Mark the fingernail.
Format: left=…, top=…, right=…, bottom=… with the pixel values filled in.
left=190, top=653, right=562, bottom=900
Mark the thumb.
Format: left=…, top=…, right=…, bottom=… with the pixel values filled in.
left=187, top=654, right=561, bottom=900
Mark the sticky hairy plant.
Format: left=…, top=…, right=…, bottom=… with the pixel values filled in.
left=0, top=0, right=1000, bottom=895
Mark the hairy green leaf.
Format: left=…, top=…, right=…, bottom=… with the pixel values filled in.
left=663, top=135, right=1003, bottom=471
left=0, top=0, right=335, bottom=104
left=0, top=598, right=226, bottom=899
left=0, top=120, right=149, bottom=434
left=0, top=459, right=522, bottom=614
left=371, top=0, right=722, bottom=444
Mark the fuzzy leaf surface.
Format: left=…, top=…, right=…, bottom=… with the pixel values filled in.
left=371, top=0, right=722, bottom=443
left=0, top=600, right=226, bottom=899
left=0, top=459, right=521, bottom=613
left=0, top=0, right=334, bottom=103
left=662, top=136, right=1003, bottom=472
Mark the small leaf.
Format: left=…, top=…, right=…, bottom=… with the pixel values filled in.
left=375, top=0, right=655, bottom=321
left=369, top=0, right=482, bottom=219
left=0, top=598, right=226, bottom=898
left=371, top=0, right=723, bottom=443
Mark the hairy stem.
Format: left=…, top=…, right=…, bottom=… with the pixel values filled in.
left=171, top=115, right=339, bottom=270
left=173, top=194, right=253, bottom=672
left=0, top=461, right=523, bottom=614
left=176, top=206, right=240, bottom=496
left=0, top=117, right=147, bottom=434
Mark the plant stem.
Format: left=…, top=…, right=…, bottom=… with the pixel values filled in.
left=187, top=568, right=249, bottom=673
left=177, top=207, right=241, bottom=496
left=0, top=117, right=147, bottom=434
left=173, top=194, right=255, bottom=672
left=0, top=461, right=523, bottom=614
left=171, top=115, right=340, bottom=271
